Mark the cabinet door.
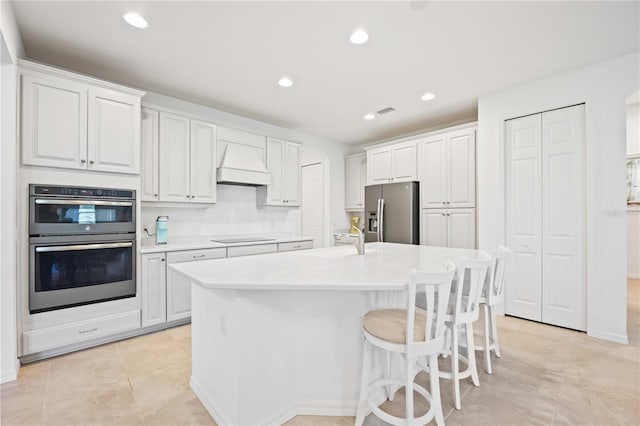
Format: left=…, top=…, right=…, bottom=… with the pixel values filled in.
left=447, top=129, right=476, bottom=208
left=419, top=135, right=447, bottom=208
left=166, top=266, right=192, bottom=322
left=446, top=208, right=476, bottom=249
left=159, top=112, right=191, bottom=202
left=284, top=142, right=301, bottom=205
left=345, top=155, right=365, bottom=210
left=420, top=209, right=447, bottom=247
left=141, top=253, right=167, bottom=327
left=87, top=88, right=140, bottom=174
left=367, top=148, right=392, bottom=184
left=391, top=142, right=417, bottom=181
left=140, top=108, right=159, bottom=201
left=190, top=120, right=217, bottom=204
left=265, top=138, right=285, bottom=205
left=21, top=73, right=87, bottom=170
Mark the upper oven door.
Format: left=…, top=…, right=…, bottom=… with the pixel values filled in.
left=30, top=197, right=135, bottom=236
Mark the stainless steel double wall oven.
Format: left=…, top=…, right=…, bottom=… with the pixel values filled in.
left=29, top=184, right=136, bottom=313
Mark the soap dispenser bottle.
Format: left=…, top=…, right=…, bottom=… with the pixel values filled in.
left=156, top=216, right=169, bottom=245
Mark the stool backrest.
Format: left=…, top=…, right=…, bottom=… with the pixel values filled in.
left=488, top=245, right=511, bottom=300
left=407, top=261, right=456, bottom=348
left=453, top=253, right=492, bottom=323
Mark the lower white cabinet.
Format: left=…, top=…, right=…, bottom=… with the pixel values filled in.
left=141, top=252, right=167, bottom=327
left=420, top=208, right=475, bottom=249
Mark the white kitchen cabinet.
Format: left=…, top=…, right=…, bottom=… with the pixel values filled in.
left=166, top=248, right=226, bottom=322
left=258, top=138, right=301, bottom=206
left=278, top=240, right=314, bottom=252
left=141, top=252, right=167, bottom=327
left=20, top=62, right=143, bottom=174
left=141, top=108, right=160, bottom=201
left=158, top=111, right=216, bottom=204
left=419, top=127, right=476, bottom=208
left=420, top=208, right=475, bottom=249
left=345, top=154, right=366, bottom=210
left=629, top=209, right=640, bottom=278
left=366, top=141, right=417, bottom=185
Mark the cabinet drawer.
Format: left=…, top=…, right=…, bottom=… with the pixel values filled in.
left=166, top=247, right=227, bottom=263
left=22, top=310, right=140, bottom=354
left=278, top=240, right=313, bottom=252
left=227, top=243, right=278, bottom=258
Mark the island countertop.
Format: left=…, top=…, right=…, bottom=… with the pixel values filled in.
left=168, top=242, right=483, bottom=291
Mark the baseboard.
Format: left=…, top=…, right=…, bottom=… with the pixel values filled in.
left=587, top=330, right=629, bottom=345
left=628, top=273, right=640, bottom=279
left=0, top=359, right=19, bottom=384
left=296, top=400, right=358, bottom=416
left=190, top=376, right=232, bottom=426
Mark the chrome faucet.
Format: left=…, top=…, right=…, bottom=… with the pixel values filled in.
left=352, top=227, right=365, bottom=255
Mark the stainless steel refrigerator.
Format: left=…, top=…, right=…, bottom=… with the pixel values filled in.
left=364, top=181, right=419, bottom=244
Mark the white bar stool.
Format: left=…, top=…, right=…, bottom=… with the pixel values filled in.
left=354, top=262, right=456, bottom=426
left=437, top=254, right=492, bottom=410
left=476, top=245, right=511, bottom=374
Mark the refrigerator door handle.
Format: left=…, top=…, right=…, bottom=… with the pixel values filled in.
left=379, top=198, right=385, bottom=242
left=376, top=199, right=381, bottom=241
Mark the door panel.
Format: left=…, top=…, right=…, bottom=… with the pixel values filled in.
left=364, top=185, right=382, bottom=243
left=381, top=182, right=419, bottom=244
left=301, top=163, right=324, bottom=248
left=285, top=142, right=301, bottom=205
left=190, top=120, right=216, bottom=203
left=419, top=136, right=447, bottom=208
left=421, top=209, right=447, bottom=247
left=367, top=148, right=391, bottom=184
left=447, top=208, right=476, bottom=249
left=141, top=253, right=166, bottom=327
left=391, top=143, right=417, bottom=181
left=505, top=114, right=542, bottom=322
left=266, top=138, right=285, bottom=205
left=448, top=130, right=476, bottom=207
left=141, top=108, right=159, bottom=201
left=541, top=105, right=586, bottom=330
left=159, top=112, right=191, bottom=202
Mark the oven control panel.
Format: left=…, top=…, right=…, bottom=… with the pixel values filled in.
left=31, top=185, right=134, bottom=199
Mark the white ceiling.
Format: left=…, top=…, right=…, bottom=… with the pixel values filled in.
left=12, top=1, right=640, bottom=145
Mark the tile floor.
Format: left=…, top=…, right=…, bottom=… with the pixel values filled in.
left=1, top=280, right=639, bottom=426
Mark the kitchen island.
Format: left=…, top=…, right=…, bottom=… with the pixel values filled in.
left=169, top=242, right=483, bottom=425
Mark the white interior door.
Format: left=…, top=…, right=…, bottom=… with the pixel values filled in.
left=505, top=114, right=543, bottom=322
left=541, top=105, right=586, bottom=330
left=301, top=163, right=324, bottom=248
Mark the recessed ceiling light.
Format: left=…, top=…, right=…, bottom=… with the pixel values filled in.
left=350, top=30, right=369, bottom=45
left=278, top=77, right=293, bottom=88
left=421, top=92, right=436, bottom=101
left=123, top=12, right=148, bottom=29
left=364, top=113, right=375, bottom=120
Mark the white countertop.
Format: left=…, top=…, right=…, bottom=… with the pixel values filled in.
left=169, top=242, right=483, bottom=291
left=139, top=235, right=314, bottom=254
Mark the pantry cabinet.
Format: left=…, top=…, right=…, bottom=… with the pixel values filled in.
left=258, top=137, right=301, bottom=206
left=158, top=111, right=217, bottom=204
left=345, top=154, right=366, bottom=210
left=419, top=128, right=475, bottom=208
left=366, top=141, right=417, bottom=185
left=20, top=61, right=143, bottom=174
left=420, top=208, right=476, bottom=249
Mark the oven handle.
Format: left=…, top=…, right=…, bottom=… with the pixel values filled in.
left=34, top=199, right=133, bottom=207
left=35, top=242, right=133, bottom=252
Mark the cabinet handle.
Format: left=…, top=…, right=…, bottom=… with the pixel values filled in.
left=80, top=159, right=86, bottom=164
left=161, top=258, right=165, bottom=262
left=442, top=213, right=446, bottom=216
left=293, top=245, right=301, bottom=249
left=154, top=193, right=158, bottom=197
left=192, top=254, right=206, bottom=259
left=89, top=160, right=94, bottom=165
left=186, top=195, right=190, bottom=198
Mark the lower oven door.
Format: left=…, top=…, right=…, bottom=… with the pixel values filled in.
left=29, top=234, right=136, bottom=313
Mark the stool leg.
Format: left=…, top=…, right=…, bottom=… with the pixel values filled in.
left=451, top=325, right=461, bottom=410
left=355, top=340, right=371, bottom=426
left=465, top=322, right=480, bottom=386
left=483, top=304, right=492, bottom=374
left=429, top=353, right=445, bottom=426
left=490, top=305, right=501, bottom=358
left=386, top=351, right=394, bottom=401
left=405, top=354, right=415, bottom=422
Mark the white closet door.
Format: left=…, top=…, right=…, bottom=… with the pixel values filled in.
left=505, top=114, right=543, bottom=322
left=541, top=105, right=586, bottom=330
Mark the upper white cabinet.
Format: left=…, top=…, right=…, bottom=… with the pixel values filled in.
left=20, top=61, right=144, bottom=174
left=345, top=154, right=366, bottom=210
left=258, top=137, right=301, bottom=206
left=158, top=111, right=216, bottom=204
left=419, top=127, right=476, bottom=208
left=141, top=108, right=159, bottom=201
left=366, top=141, right=417, bottom=185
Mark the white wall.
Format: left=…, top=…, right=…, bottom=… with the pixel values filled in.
left=477, top=51, right=640, bottom=344
left=627, top=102, right=640, bottom=156
left=1, top=0, right=25, bottom=383
left=142, top=92, right=350, bottom=246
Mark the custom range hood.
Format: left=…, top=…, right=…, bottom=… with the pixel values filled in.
left=216, top=143, right=271, bottom=186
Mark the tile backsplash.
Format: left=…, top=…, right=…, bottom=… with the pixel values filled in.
left=141, top=185, right=300, bottom=237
